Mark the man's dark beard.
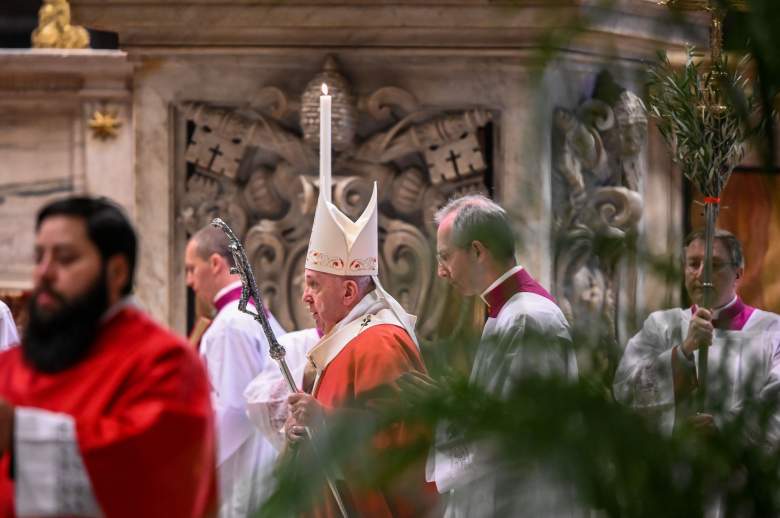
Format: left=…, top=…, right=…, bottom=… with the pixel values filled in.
left=23, top=271, right=110, bottom=373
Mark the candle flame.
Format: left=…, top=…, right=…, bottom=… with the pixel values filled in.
left=322, top=83, right=328, bottom=96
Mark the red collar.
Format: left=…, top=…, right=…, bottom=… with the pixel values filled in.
left=214, top=286, right=256, bottom=313
left=483, top=269, right=556, bottom=318
left=691, top=298, right=755, bottom=331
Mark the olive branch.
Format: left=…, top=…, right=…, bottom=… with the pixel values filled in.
left=647, top=47, right=755, bottom=197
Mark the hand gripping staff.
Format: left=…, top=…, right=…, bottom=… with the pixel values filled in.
left=211, top=218, right=350, bottom=518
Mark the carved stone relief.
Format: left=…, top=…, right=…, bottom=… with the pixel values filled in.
left=551, top=71, right=647, bottom=377
left=179, top=56, right=494, bottom=336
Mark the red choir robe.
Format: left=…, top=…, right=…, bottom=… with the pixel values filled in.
left=0, top=306, right=217, bottom=518
left=308, top=323, right=437, bottom=518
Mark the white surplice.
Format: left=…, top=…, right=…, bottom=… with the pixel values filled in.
left=0, top=301, right=19, bottom=351
left=200, top=281, right=286, bottom=518
left=613, top=307, right=780, bottom=438
left=429, top=268, right=580, bottom=518
left=244, top=327, right=320, bottom=451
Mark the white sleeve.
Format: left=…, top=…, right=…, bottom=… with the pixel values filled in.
left=747, top=322, right=780, bottom=447
left=245, top=361, right=307, bottom=452
left=14, top=407, right=103, bottom=517
left=201, top=324, right=266, bottom=466
left=425, top=421, right=491, bottom=493
left=613, top=312, right=677, bottom=433
left=0, top=303, right=19, bottom=350
left=244, top=329, right=316, bottom=451
left=501, top=313, right=577, bottom=391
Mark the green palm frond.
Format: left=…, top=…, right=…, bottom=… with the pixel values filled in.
left=647, top=47, right=757, bottom=197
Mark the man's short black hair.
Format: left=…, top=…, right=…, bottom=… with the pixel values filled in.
left=36, top=196, right=137, bottom=295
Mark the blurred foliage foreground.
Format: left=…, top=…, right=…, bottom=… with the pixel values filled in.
left=260, top=2, right=780, bottom=515
left=260, top=333, right=780, bottom=518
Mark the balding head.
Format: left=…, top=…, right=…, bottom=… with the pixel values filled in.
left=434, top=194, right=518, bottom=296
left=190, top=225, right=235, bottom=268
left=434, top=194, right=516, bottom=263
left=185, top=225, right=239, bottom=306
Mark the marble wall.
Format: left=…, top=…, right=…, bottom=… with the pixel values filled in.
left=66, top=1, right=706, bottom=336
left=0, top=50, right=133, bottom=292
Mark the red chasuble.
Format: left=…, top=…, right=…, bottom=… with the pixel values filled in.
left=0, top=307, right=217, bottom=518
left=310, top=324, right=437, bottom=518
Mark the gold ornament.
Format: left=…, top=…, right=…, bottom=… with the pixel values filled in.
left=657, top=0, right=747, bottom=129
left=88, top=110, right=122, bottom=140
left=32, top=0, right=89, bottom=49
left=656, top=0, right=747, bottom=62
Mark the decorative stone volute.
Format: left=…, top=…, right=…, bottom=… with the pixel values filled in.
left=551, top=72, right=647, bottom=377
left=391, top=167, right=427, bottom=217
left=180, top=54, right=494, bottom=332
left=300, top=56, right=357, bottom=152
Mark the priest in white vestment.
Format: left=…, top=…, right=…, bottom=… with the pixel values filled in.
left=614, top=229, right=780, bottom=440
left=418, top=194, right=580, bottom=517
left=185, top=225, right=286, bottom=518
left=0, top=301, right=19, bottom=350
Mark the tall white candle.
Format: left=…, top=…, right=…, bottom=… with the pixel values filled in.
left=320, top=83, right=332, bottom=203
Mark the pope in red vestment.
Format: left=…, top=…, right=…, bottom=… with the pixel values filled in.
left=282, top=163, right=436, bottom=517
left=304, top=317, right=436, bottom=518
left=285, top=268, right=438, bottom=516
left=0, top=306, right=217, bottom=518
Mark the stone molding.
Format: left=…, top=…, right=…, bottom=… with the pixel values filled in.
left=71, top=1, right=707, bottom=54
left=0, top=50, right=131, bottom=98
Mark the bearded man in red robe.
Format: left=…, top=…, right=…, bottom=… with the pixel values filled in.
left=0, top=196, right=217, bottom=517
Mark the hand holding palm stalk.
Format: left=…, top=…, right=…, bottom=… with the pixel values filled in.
left=647, top=41, right=756, bottom=409
left=210, top=217, right=350, bottom=518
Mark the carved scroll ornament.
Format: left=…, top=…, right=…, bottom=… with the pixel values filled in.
left=552, top=77, right=647, bottom=376
left=180, top=56, right=494, bottom=335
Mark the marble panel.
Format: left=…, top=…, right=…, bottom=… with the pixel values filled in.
left=0, top=50, right=132, bottom=292
left=0, top=103, right=79, bottom=289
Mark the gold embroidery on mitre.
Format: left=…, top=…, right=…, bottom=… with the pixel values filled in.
left=349, top=257, right=377, bottom=271
left=306, top=249, right=376, bottom=273
left=306, top=250, right=344, bottom=269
